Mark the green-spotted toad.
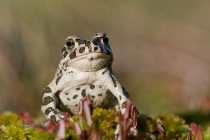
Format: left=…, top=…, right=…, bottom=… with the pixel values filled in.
left=41, top=32, right=132, bottom=122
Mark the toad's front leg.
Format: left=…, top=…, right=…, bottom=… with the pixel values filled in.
left=41, top=80, right=64, bottom=121
left=104, top=74, right=129, bottom=114
left=102, top=72, right=138, bottom=136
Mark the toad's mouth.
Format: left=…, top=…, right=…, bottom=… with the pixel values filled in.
left=68, top=52, right=112, bottom=72
left=70, top=52, right=112, bottom=62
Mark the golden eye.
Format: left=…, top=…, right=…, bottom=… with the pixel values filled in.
left=66, top=39, right=75, bottom=49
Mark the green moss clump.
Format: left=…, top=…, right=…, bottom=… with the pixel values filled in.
left=1, top=125, right=54, bottom=140
left=203, top=127, right=210, bottom=140
left=0, top=112, right=54, bottom=140
left=0, top=112, right=22, bottom=126
left=65, top=129, right=80, bottom=140
left=154, top=114, right=189, bottom=139
left=92, top=108, right=118, bottom=139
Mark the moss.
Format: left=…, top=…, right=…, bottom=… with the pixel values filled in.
left=0, top=123, right=54, bottom=140
left=154, top=114, right=189, bottom=139
left=203, top=127, right=210, bottom=140
left=92, top=108, right=118, bottom=139
left=0, top=112, right=22, bottom=126
left=65, top=129, right=80, bottom=140
left=0, top=112, right=54, bottom=140
left=0, top=109, right=209, bottom=139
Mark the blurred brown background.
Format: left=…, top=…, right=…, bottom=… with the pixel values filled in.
left=0, top=0, right=210, bottom=117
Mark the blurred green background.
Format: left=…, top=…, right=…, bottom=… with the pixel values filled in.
left=0, top=0, right=210, bottom=117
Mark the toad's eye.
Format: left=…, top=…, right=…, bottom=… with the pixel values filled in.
left=66, top=39, right=75, bottom=49
left=103, top=37, right=109, bottom=45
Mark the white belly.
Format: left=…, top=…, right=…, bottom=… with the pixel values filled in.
left=58, top=84, right=117, bottom=115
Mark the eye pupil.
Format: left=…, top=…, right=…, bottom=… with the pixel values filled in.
left=67, top=41, right=73, bottom=46
left=66, top=40, right=74, bottom=46
left=103, top=37, right=109, bottom=45
left=66, top=39, right=75, bottom=49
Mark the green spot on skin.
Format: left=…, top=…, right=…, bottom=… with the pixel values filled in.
left=89, top=84, right=95, bottom=89
left=110, top=75, right=117, bottom=87
left=43, top=87, right=52, bottom=93
left=76, top=87, right=80, bottom=90
left=76, top=38, right=85, bottom=45
left=85, top=40, right=90, bottom=46
left=70, top=51, right=76, bottom=59
left=81, top=89, right=86, bottom=97
left=42, top=96, right=54, bottom=105
left=98, top=93, right=103, bottom=96
left=73, top=94, right=78, bottom=99
left=45, top=107, right=55, bottom=115
left=122, top=87, right=129, bottom=98
left=121, top=101, right=127, bottom=109
left=79, top=47, right=85, bottom=53
left=63, top=51, right=68, bottom=58
left=56, top=75, right=62, bottom=85
left=50, top=115, right=56, bottom=120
